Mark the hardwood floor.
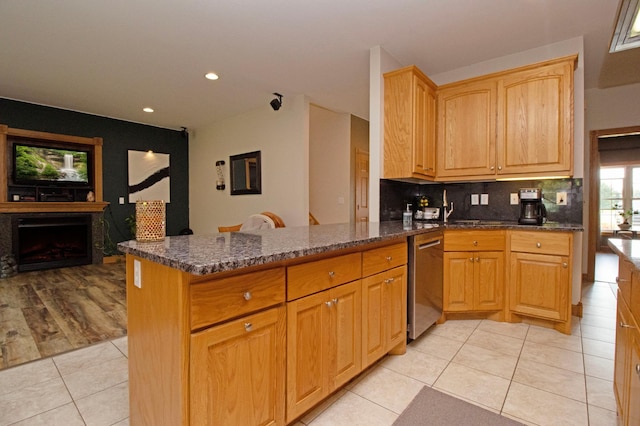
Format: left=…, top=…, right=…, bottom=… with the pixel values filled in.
left=0, top=262, right=126, bottom=370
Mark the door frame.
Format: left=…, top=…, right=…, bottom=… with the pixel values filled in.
left=587, top=125, right=640, bottom=281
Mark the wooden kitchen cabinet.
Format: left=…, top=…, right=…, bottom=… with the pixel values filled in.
left=436, top=79, right=497, bottom=179
left=496, top=58, right=574, bottom=177
left=443, top=231, right=505, bottom=314
left=443, top=251, right=504, bottom=312
left=286, top=280, right=362, bottom=422
left=362, top=265, right=407, bottom=367
left=190, top=306, right=286, bottom=426
left=509, top=231, right=572, bottom=334
left=384, top=65, right=437, bottom=179
left=436, top=55, right=576, bottom=181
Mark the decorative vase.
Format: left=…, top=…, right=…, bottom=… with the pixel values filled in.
left=135, top=200, right=166, bottom=241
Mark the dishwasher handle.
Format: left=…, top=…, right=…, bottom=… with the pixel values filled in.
left=418, top=239, right=442, bottom=250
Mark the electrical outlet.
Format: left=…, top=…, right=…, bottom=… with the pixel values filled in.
left=134, top=259, right=142, bottom=288
left=471, top=194, right=479, bottom=205
left=557, top=191, right=567, bottom=206
left=481, top=193, right=489, bottom=205
left=510, top=193, right=519, bottom=205
left=119, top=197, right=125, bottom=205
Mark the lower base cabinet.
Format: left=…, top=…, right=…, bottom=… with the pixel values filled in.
left=614, top=292, right=640, bottom=426
left=286, top=281, right=362, bottom=423
left=190, top=306, right=286, bottom=426
left=362, top=265, right=407, bottom=367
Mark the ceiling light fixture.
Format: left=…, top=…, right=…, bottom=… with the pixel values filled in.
left=610, top=0, right=640, bottom=52
left=270, top=93, right=283, bottom=111
left=143, top=107, right=154, bottom=113
left=205, top=72, right=219, bottom=80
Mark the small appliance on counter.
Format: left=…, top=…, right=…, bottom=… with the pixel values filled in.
left=518, top=188, right=547, bottom=225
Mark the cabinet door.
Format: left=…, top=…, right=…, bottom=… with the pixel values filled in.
left=474, top=251, right=504, bottom=311
left=443, top=252, right=474, bottom=311
left=286, top=292, right=331, bottom=421
left=614, top=295, right=631, bottom=422
left=330, top=280, right=362, bottom=389
left=362, top=265, right=407, bottom=367
left=628, top=333, right=640, bottom=426
left=437, top=79, right=497, bottom=179
left=496, top=59, right=573, bottom=176
left=190, top=306, right=286, bottom=426
left=510, top=252, right=569, bottom=321
left=414, top=75, right=437, bottom=177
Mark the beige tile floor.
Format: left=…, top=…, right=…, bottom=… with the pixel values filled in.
left=0, top=253, right=620, bottom=425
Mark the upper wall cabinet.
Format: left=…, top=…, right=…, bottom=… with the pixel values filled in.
left=436, top=55, right=577, bottom=181
left=383, top=66, right=437, bottom=180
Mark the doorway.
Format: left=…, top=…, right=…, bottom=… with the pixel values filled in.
left=587, top=125, right=640, bottom=281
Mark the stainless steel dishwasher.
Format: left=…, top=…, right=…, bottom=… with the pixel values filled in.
left=408, top=232, right=443, bottom=340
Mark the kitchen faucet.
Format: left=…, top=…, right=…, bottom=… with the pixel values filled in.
left=443, top=189, right=454, bottom=222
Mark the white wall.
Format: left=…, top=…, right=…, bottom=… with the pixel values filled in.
left=189, top=94, right=309, bottom=233
left=369, top=46, right=403, bottom=222
left=309, top=104, right=351, bottom=224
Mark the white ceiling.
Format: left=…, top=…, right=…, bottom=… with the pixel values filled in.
left=0, top=0, right=635, bottom=131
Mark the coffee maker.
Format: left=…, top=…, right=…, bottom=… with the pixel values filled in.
left=518, top=188, right=547, bottom=225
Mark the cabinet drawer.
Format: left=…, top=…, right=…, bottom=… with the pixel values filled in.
left=362, top=242, right=407, bottom=277
left=510, top=231, right=570, bottom=256
left=444, top=231, right=505, bottom=251
left=288, top=253, right=361, bottom=301
left=190, top=267, right=285, bottom=330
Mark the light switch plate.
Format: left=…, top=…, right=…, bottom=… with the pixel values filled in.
left=510, top=193, right=519, bottom=205
left=481, top=193, right=489, bottom=205
left=134, top=259, right=142, bottom=288
left=557, top=192, right=567, bottom=205
left=471, top=194, right=479, bottom=205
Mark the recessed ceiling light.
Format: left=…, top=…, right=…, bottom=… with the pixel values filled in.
left=143, top=107, right=154, bottom=113
left=610, top=0, right=640, bottom=52
left=205, top=72, right=219, bottom=80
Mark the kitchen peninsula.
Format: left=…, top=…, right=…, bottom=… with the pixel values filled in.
left=118, top=220, right=582, bottom=425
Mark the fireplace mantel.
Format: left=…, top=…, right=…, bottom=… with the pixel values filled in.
left=0, top=201, right=108, bottom=214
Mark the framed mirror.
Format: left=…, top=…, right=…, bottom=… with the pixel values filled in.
left=230, top=151, right=261, bottom=195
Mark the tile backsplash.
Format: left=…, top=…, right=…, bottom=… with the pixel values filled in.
left=380, top=178, right=583, bottom=224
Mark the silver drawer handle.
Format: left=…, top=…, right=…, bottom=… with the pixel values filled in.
left=384, top=277, right=395, bottom=284
left=536, top=242, right=541, bottom=248
left=619, top=321, right=635, bottom=329
left=636, top=364, right=640, bottom=377
left=244, top=322, right=253, bottom=332
left=328, top=271, right=335, bottom=278
left=243, top=291, right=252, bottom=301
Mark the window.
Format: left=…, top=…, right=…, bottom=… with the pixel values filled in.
left=600, top=165, right=640, bottom=231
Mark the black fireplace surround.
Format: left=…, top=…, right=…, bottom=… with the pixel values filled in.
left=0, top=212, right=104, bottom=272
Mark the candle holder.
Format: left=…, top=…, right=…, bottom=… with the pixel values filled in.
left=135, top=200, right=166, bottom=242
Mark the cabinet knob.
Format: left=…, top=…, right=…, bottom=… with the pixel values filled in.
left=386, top=256, right=392, bottom=261
left=536, top=242, right=542, bottom=248
left=325, top=301, right=333, bottom=307
left=328, top=271, right=335, bottom=278
left=469, top=257, right=474, bottom=262
left=562, top=262, right=568, bottom=268
left=244, top=322, right=253, bottom=332
left=473, top=241, right=478, bottom=246
left=498, top=166, right=502, bottom=170
left=490, top=166, right=495, bottom=171
left=332, top=298, right=339, bottom=304
left=619, top=321, right=635, bottom=329
left=384, top=277, right=395, bottom=284
left=636, top=364, right=640, bottom=377
left=475, top=257, right=480, bottom=262
left=243, top=291, right=252, bottom=301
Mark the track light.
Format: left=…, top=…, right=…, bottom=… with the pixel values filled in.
left=270, top=93, right=283, bottom=111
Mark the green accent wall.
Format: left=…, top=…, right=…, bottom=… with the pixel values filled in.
left=0, top=98, right=189, bottom=254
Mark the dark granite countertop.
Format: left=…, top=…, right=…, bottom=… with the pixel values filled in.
left=608, top=238, right=640, bottom=270
left=117, top=220, right=583, bottom=275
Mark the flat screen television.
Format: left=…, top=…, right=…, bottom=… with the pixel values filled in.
left=13, top=142, right=91, bottom=186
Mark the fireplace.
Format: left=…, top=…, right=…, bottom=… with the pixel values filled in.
left=12, top=215, right=92, bottom=271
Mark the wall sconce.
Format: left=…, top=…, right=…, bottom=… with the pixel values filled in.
left=216, top=160, right=226, bottom=190
left=270, top=93, right=283, bottom=111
